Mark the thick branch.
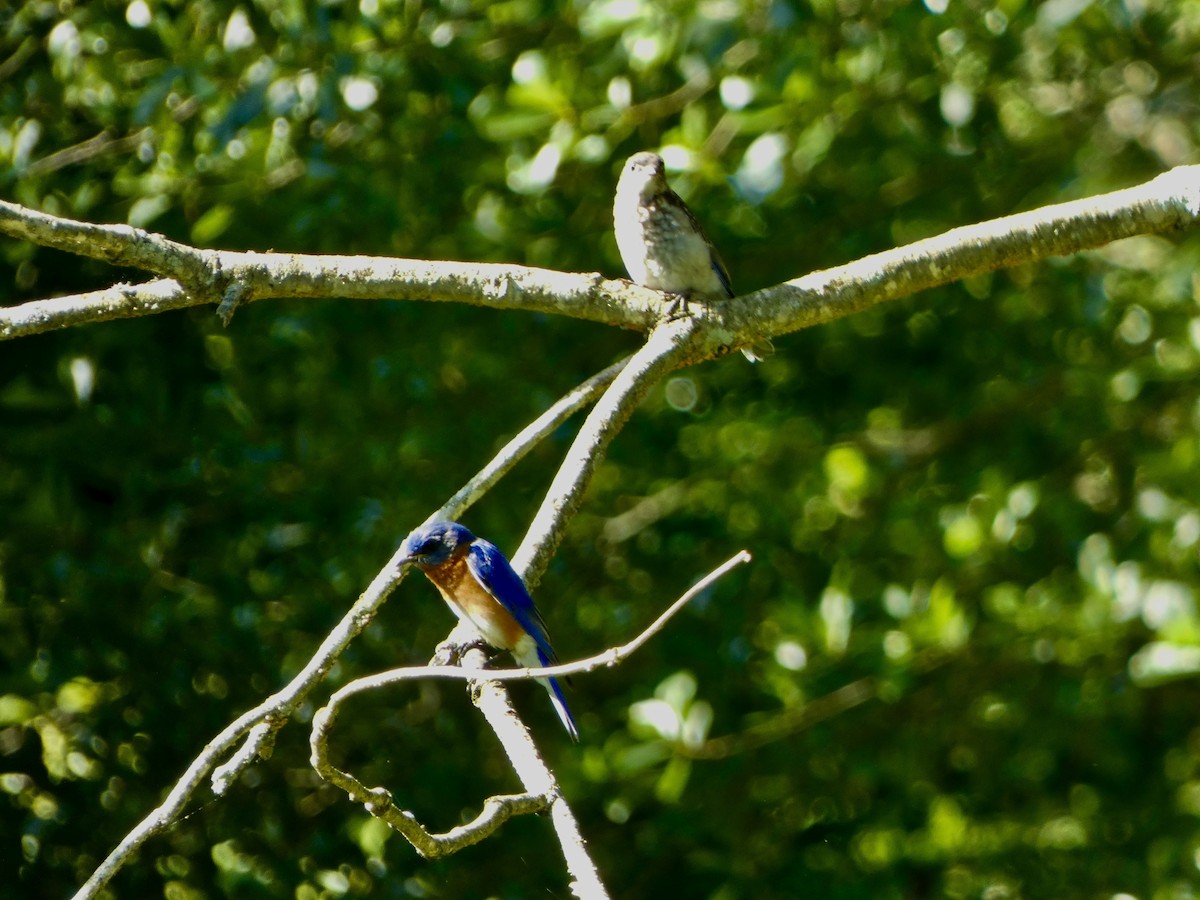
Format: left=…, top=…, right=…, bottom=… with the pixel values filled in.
left=6, top=165, right=1197, bottom=349
left=513, top=315, right=700, bottom=585
left=467, top=657, right=607, bottom=900
left=720, top=164, right=1200, bottom=342
left=0, top=201, right=211, bottom=283
left=0, top=198, right=664, bottom=337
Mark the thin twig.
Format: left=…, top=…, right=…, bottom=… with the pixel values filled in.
left=0, top=35, right=37, bottom=83
left=1, top=279, right=193, bottom=340
left=617, top=71, right=713, bottom=125
left=24, top=128, right=154, bottom=177
left=427, top=356, right=630, bottom=525
left=681, top=648, right=952, bottom=760
left=310, top=696, right=553, bottom=859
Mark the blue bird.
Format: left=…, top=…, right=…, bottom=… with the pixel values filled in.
left=398, top=521, right=579, bottom=741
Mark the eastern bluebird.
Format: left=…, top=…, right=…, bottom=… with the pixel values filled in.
left=613, top=151, right=774, bottom=363
left=398, top=521, right=579, bottom=741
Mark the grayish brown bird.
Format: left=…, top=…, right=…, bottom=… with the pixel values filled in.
left=613, top=151, right=773, bottom=362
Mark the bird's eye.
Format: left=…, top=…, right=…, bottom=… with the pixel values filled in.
left=418, top=539, right=439, bottom=555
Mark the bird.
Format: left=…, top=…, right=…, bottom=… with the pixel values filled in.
left=613, top=150, right=773, bottom=363
left=397, top=521, right=579, bottom=741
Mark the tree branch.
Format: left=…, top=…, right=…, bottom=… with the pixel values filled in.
left=0, top=201, right=212, bottom=284
left=681, top=648, right=952, bottom=760
left=425, top=357, right=629, bottom=527
left=1, top=279, right=194, bottom=339
left=310, top=694, right=553, bottom=859
left=310, top=550, right=749, bottom=894
left=356, top=318, right=706, bottom=896
left=722, top=164, right=1200, bottom=342
left=6, top=166, right=1197, bottom=353
left=466, top=651, right=608, bottom=900
left=0, top=197, right=665, bottom=337
left=69, top=311, right=687, bottom=896
left=24, top=127, right=155, bottom=177
left=70, top=357, right=626, bottom=900
left=513, top=315, right=701, bottom=585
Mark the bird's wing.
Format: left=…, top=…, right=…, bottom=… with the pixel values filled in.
left=467, top=540, right=558, bottom=664
left=467, top=540, right=579, bottom=740
left=670, top=188, right=734, bottom=299
left=709, top=246, right=734, bottom=299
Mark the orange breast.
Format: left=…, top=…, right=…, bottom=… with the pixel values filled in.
left=425, top=555, right=526, bottom=651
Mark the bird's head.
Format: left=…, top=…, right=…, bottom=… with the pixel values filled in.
left=398, top=521, right=475, bottom=568
left=617, top=151, right=669, bottom=202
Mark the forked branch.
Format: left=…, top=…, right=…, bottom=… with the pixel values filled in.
left=309, top=552, right=751, bottom=872
left=69, top=357, right=626, bottom=900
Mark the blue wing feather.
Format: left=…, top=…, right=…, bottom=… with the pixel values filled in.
left=466, top=540, right=558, bottom=663
left=466, top=539, right=578, bottom=740
left=710, top=248, right=734, bottom=299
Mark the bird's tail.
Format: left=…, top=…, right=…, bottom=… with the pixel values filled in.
left=741, top=338, right=775, bottom=363
left=531, top=648, right=579, bottom=741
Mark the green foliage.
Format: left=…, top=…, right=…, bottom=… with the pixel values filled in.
left=3, top=0, right=1200, bottom=897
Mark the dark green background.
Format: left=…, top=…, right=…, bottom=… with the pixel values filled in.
left=3, top=1, right=1200, bottom=897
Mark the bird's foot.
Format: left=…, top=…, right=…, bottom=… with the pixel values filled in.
left=429, top=635, right=491, bottom=667
left=663, top=293, right=692, bottom=321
